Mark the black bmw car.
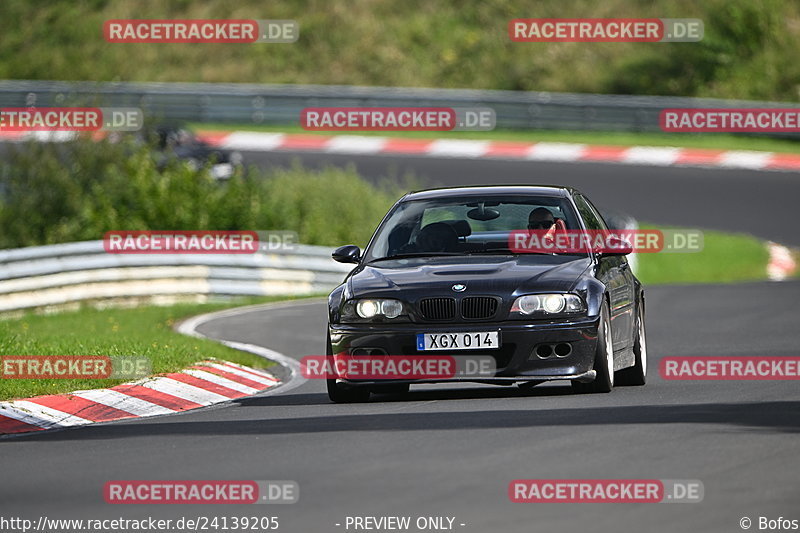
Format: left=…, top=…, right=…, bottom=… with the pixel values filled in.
left=327, top=185, right=647, bottom=402
left=151, top=124, right=242, bottom=179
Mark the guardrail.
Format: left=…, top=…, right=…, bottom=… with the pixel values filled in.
left=0, top=80, right=797, bottom=138
left=0, top=215, right=638, bottom=315
left=0, top=240, right=352, bottom=313
left=0, top=220, right=638, bottom=313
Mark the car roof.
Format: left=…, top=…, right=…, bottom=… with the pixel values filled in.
left=401, top=185, right=579, bottom=202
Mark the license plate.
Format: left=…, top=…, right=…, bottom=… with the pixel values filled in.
left=416, top=331, right=500, bottom=351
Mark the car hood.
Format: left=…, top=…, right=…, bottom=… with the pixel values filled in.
left=347, top=255, right=592, bottom=298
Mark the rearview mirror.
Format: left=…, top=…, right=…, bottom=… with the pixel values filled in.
left=467, top=203, right=500, bottom=221
left=332, top=245, right=361, bottom=264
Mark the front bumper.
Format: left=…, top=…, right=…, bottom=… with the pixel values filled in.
left=329, top=316, right=600, bottom=385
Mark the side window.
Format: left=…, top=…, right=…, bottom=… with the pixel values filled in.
left=582, top=196, right=610, bottom=231
left=573, top=195, right=604, bottom=231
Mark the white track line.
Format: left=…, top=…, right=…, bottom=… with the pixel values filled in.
left=176, top=299, right=312, bottom=396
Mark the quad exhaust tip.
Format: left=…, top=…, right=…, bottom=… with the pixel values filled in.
left=534, top=343, right=572, bottom=359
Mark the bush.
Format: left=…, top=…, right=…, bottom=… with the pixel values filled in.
left=0, top=137, right=401, bottom=249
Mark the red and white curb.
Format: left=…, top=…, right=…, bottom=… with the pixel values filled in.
left=194, top=131, right=800, bottom=172
left=0, top=359, right=280, bottom=436
left=3, top=129, right=799, bottom=172
left=767, top=242, right=797, bottom=281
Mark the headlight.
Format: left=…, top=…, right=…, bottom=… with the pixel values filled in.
left=380, top=299, right=403, bottom=319
left=510, top=294, right=585, bottom=315
left=356, top=300, right=381, bottom=318
left=351, top=299, right=405, bottom=319
left=542, top=294, right=565, bottom=313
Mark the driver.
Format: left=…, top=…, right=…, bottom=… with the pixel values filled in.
left=528, top=207, right=556, bottom=231
left=526, top=207, right=561, bottom=252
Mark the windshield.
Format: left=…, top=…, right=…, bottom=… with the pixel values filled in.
left=363, top=194, right=585, bottom=262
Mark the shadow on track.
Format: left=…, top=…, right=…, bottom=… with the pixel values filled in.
left=243, top=383, right=576, bottom=407
left=9, top=399, right=800, bottom=442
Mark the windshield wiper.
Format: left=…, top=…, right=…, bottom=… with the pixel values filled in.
left=462, top=249, right=521, bottom=255
left=367, top=252, right=462, bottom=263
left=463, top=249, right=585, bottom=256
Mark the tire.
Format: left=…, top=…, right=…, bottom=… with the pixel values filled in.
left=572, top=300, right=614, bottom=394
left=325, top=335, right=370, bottom=403
left=616, top=298, right=647, bottom=386
left=327, top=379, right=371, bottom=403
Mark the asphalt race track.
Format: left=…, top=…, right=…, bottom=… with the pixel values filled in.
left=2, top=155, right=799, bottom=533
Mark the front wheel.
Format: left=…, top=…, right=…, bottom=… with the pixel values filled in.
left=327, top=379, right=371, bottom=403
left=325, top=335, right=370, bottom=403
left=572, top=300, right=614, bottom=394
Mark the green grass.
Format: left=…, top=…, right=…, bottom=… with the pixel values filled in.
left=194, top=123, right=800, bottom=154
left=0, top=296, right=313, bottom=401
left=636, top=225, right=770, bottom=284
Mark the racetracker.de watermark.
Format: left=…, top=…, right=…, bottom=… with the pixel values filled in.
left=301, top=355, right=496, bottom=380
left=660, top=357, right=800, bottom=380
left=509, top=18, right=703, bottom=42
left=300, top=107, right=496, bottom=131
left=661, top=109, right=800, bottom=132
left=1, top=355, right=150, bottom=380
left=104, top=19, right=298, bottom=43
left=103, top=230, right=268, bottom=254
left=104, top=480, right=298, bottom=504
left=509, top=479, right=704, bottom=503
left=508, top=229, right=703, bottom=254
left=0, top=107, right=142, bottom=132
left=103, top=230, right=297, bottom=254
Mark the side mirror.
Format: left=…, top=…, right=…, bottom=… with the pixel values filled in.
left=332, top=245, right=361, bottom=264
left=599, top=236, right=634, bottom=257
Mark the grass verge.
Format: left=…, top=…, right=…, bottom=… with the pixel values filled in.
left=0, top=296, right=314, bottom=402
left=636, top=225, right=770, bottom=284
left=192, top=123, right=800, bottom=154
